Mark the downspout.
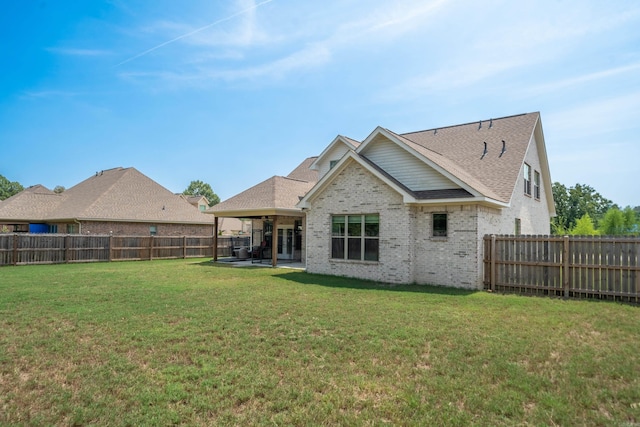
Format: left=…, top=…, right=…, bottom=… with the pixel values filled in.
left=74, top=219, right=82, bottom=235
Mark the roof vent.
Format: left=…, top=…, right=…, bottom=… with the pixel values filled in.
left=499, top=140, right=506, bottom=157
left=481, top=142, right=488, bottom=159
left=489, top=118, right=493, bottom=128
left=478, top=120, right=482, bottom=130
left=434, top=128, right=437, bottom=135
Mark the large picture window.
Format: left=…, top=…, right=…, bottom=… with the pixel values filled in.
left=332, top=214, right=379, bottom=261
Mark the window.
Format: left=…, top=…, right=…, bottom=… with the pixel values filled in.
left=515, top=218, right=521, bottom=235
left=150, top=225, right=157, bottom=236
left=331, top=214, right=379, bottom=261
left=329, top=160, right=339, bottom=169
left=433, top=213, right=448, bottom=237
left=534, top=170, right=540, bottom=200
left=67, top=224, right=78, bottom=234
left=523, top=163, right=531, bottom=196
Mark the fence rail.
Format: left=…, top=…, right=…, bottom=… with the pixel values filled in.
left=0, top=234, right=250, bottom=266
left=483, top=234, right=640, bottom=302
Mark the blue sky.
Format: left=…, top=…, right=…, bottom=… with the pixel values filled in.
left=1, top=0, right=639, bottom=207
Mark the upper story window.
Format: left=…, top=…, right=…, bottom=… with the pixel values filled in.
left=534, top=170, right=541, bottom=200
left=523, top=163, right=532, bottom=196
left=329, top=160, right=339, bottom=169
left=433, top=213, right=448, bottom=238
left=331, top=214, right=379, bottom=261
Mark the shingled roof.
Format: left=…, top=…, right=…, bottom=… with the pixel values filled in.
left=0, top=167, right=214, bottom=224
left=398, top=112, right=541, bottom=204
left=299, top=112, right=553, bottom=210
left=208, top=157, right=318, bottom=218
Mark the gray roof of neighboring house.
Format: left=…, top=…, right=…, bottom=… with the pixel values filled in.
left=0, top=167, right=214, bottom=224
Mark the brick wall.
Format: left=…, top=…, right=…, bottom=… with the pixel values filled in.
left=55, top=221, right=214, bottom=236
left=305, top=161, right=504, bottom=289
left=306, top=161, right=414, bottom=284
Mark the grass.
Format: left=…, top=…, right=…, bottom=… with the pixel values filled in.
left=0, top=259, right=638, bottom=426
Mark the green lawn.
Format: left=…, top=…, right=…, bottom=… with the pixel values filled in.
left=0, top=259, right=638, bottom=426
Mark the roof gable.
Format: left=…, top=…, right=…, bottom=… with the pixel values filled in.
left=310, top=135, right=360, bottom=172
left=358, top=131, right=461, bottom=192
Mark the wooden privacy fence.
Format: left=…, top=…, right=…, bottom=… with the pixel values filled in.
left=0, top=234, right=249, bottom=266
left=483, top=235, right=640, bottom=302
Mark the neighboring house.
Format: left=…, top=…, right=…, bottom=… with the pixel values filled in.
left=182, top=195, right=210, bottom=212
left=0, top=167, right=215, bottom=236
left=181, top=195, right=250, bottom=236
left=209, top=112, right=555, bottom=289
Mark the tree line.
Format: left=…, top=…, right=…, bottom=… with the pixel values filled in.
left=551, top=183, right=639, bottom=236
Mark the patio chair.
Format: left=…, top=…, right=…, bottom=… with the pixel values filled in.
left=251, top=241, right=267, bottom=263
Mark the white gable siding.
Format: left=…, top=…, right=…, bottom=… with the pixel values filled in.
left=494, top=132, right=552, bottom=235
left=361, top=135, right=460, bottom=191
left=316, top=142, right=354, bottom=179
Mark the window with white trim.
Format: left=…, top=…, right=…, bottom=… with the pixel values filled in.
left=331, top=214, right=379, bottom=261
left=524, top=163, right=532, bottom=196
left=534, top=170, right=540, bottom=200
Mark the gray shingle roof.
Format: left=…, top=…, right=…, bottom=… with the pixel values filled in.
left=0, top=167, right=214, bottom=224
left=209, top=176, right=315, bottom=215
left=398, top=112, right=540, bottom=203
left=209, top=157, right=318, bottom=216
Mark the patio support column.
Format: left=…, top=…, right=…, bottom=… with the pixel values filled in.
left=213, top=217, right=218, bottom=261
left=272, top=215, right=278, bottom=267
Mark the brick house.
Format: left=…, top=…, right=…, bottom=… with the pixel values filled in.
left=0, top=167, right=214, bottom=236
left=210, top=112, right=555, bottom=289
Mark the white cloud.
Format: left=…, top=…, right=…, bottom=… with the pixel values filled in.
left=47, top=47, right=112, bottom=56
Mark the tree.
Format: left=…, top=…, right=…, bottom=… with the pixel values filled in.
left=0, top=174, right=23, bottom=200
left=183, top=180, right=220, bottom=206
left=570, top=214, right=598, bottom=235
left=551, top=182, right=614, bottom=233
left=597, top=206, right=638, bottom=235
left=599, top=207, right=626, bottom=235
left=53, top=185, right=65, bottom=194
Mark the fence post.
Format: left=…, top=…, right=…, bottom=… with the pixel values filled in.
left=490, top=234, right=496, bottom=291
left=183, top=236, right=187, bottom=259
left=12, top=233, right=18, bottom=266
left=108, top=235, right=113, bottom=262
left=563, top=235, right=570, bottom=298
left=149, top=236, right=154, bottom=261
left=213, top=217, right=218, bottom=261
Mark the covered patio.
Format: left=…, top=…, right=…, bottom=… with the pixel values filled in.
left=206, top=159, right=318, bottom=268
